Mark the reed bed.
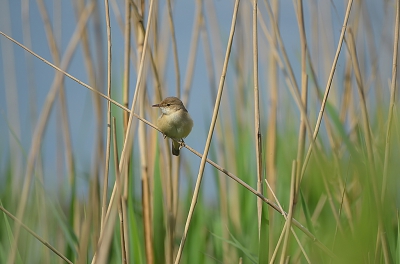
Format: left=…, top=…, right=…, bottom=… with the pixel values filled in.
left=0, top=0, right=400, bottom=263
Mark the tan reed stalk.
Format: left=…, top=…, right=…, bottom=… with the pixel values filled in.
left=173, top=0, right=241, bottom=262
left=166, top=1, right=183, bottom=255
left=5, top=4, right=95, bottom=263
left=382, top=0, right=400, bottom=202
left=123, top=0, right=131, bottom=133
left=139, top=88, right=154, bottom=264
left=121, top=3, right=132, bottom=261
left=132, top=5, right=159, bottom=264
left=111, top=117, right=128, bottom=264
left=200, top=6, right=235, bottom=262
left=279, top=161, right=296, bottom=264
left=252, top=0, right=263, bottom=237
left=294, top=0, right=308, bottom=194
left=202, top=1, right=241, bottom=245
left=0, top=205, right=73, bottom=264
left=182, top=0, right=202, bottom=104
left=265, top=0, right=279, bottom=257
left=347, top=29, right=391, bottom=264
left=100, top=0, right=112, bottom=234
left=300, top=0, right=353, bottom=181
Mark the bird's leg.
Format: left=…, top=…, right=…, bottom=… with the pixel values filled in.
left=163, top=134, right=167, bottom=139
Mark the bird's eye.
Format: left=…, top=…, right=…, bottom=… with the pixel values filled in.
left=167, top=104, right=171, bottom=106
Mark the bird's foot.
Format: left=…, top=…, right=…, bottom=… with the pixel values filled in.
left=178, top=139, right=185, bottom=150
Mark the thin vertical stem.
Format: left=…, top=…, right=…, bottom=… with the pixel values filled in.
left=279, top=161, right=296, bottom=264
left=100, top=0, right=112, bottom=232
left=252, top=0, right=263, bottom=236
left=111, top=117, right=127, bottom=264
left=123, top=0, right=131, bottom=133
left=294, top=0, right=308, bottom=193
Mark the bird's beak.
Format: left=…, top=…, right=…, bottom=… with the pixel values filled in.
left=152, top=103, right=160, bottom=107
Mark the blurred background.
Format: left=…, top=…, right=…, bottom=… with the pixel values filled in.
left=0, top=0, right=399, bottom=263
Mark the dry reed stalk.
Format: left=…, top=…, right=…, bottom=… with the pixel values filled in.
left=174, top=0, right=241, bottom=262
left=294, top=0, right=308, bottom=194
left=139, top=87, right=154, bottom=264
left=265, top=0, right=279, bottom=257
left=279, top=161, right=296, bottom=264
left=121, top=2, right=132, bottom=261
left=100, top=0, right=112, bottom=235
left=252, top=0, right=263, bottom=237
left=0, top=205, right=73, bottom=264
left=300, top=0, right=353, bottom=181
left=5, top=4, right=95, bottom=263
left=382, top=0, right=400, bottom=202
left=200, top=5, right=235, bottom=261
left=123, top=0, right=132, bottom=133
left=134, top=4, right=157, bottom=264
left=111, top=117, right=128, bottom=264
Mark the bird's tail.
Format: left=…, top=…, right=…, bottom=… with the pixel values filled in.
left=172, top=140, right=180, bottom=156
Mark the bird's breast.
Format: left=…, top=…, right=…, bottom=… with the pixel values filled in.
left=157, top=109, right=193, bottom=139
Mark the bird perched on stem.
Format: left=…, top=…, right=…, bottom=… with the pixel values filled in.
left=152, top=97, right=193, bottom=156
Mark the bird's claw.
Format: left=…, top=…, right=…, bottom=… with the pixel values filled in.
left=179, top=139, right=185, bottom=150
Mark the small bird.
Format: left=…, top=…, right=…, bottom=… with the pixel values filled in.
left=152, top=97, right=193, bottom=156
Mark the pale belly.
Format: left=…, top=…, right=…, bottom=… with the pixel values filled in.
left=157, top=110, right=193, bottom=139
